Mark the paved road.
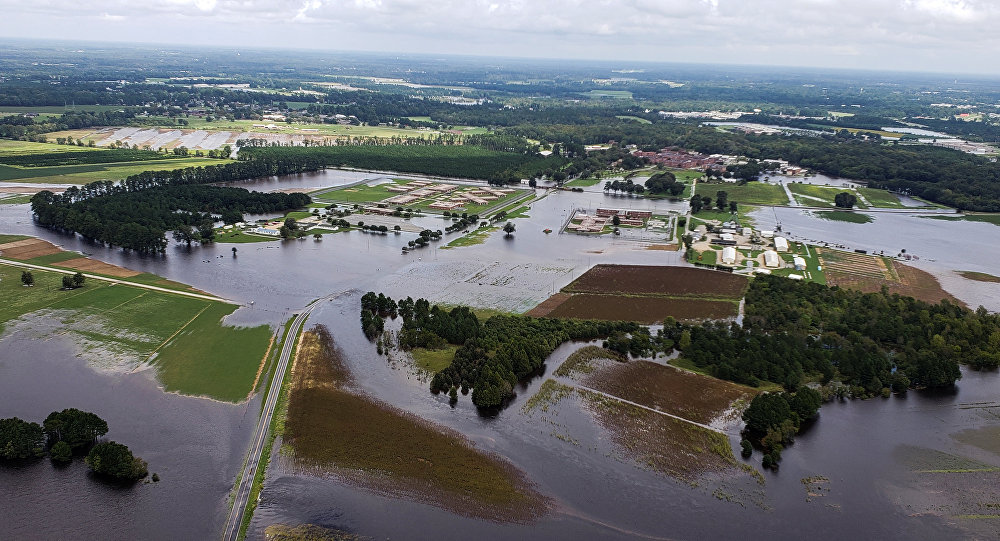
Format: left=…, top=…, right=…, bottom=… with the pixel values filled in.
left=221, top=296, right=329, bottom=541
left=0, top=257, right=228, bottom=303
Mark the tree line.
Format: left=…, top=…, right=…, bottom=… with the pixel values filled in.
left=360, top=293, right=639, bottom=408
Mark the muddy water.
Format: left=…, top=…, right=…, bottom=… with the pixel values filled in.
left=0, top=332, right=257, bottom=540
left=2, top=175, right=999, bottom=539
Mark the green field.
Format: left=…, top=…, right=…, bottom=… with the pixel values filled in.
left=856, top=187, right=905, bottom=208
left=582, top=90, right=633, bottom=99
left=411, top=345, right=458, bottom=373
left=0, top=140, right=104, bottom=155
left=0, top=264, right=271, bottom=402
left=0, top=194, right=32, bottom=205
left=0, top=105, right=124, bottom=114
left=566, top=177, right=602, bottom=187
left=0, top=155, right=226, bottom=184
left=140, top=116, right=444, bottom=139
left=788, top=183, right=868, bottom=209
left=615, top=115, right=652, bottom=124
left=814, top=211, right=874, bottom=224
left=700, top=181, right=790, bottom=206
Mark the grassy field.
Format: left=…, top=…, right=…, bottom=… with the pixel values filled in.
left=441, top=226, right=497, bottom=249
left=814, top=210, right=874, bottom=224
left=0, top=105, right=124, bottom=115
left=411, top=345, right=458, bottom=373
left=615, top=115, right=652, bottom=124
left=856, top=187, right=905, bottom=208
left=699, top=181, right=790, bottom=206
left=0, top=264, right=271, bottom=402
left=0, top=140, right=105, bottom=154
left=140, top=116, right=444, bottom=139
left=788, top=183, right=868, bottom=209
left=581, top=90, right=633, bottom=99
left=284, top=327, right=545, bottom=520
left=0, top=156, right=225, bottom=184
left=566, top=176, right=602, bottom=187
left=958, top=271, right=1000, bottom=283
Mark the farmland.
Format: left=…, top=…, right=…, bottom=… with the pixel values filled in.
left=528, top=265, right=747, bottom=323
left=583, top=361, right=755, bottom=426
left=284, top=326, right=546, bottom=520
left=0, top=263, right=271, bottom=402
left=0, top=139, right=225, bottom=184
left=539, top=294, right=738, bottom=322
left=562, top=264, right=749, bottom=298
left=817, top=248, right=961, bottom=305
left=315, top=178, right=528, bottom=216
left=698, top=181, right=790, bottom=206
left=788, top=183, right=869, bottom=209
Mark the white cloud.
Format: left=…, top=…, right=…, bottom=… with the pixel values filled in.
left=0, top=0, right=998, bottom=73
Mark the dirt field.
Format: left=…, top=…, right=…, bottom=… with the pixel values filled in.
left=285, top=326, right=546, bottom=521
left=563, top=265, right=748, bottom=299
left=538, top=294, right=737, bottom=323
left=584, top=361, right=754, bottom=426
left=53, top=257, right=141, bottom=278
left=825, top=259, right=963, bottom=307
left=0, top=238, right=63, bottom=259
left=580, top=388, right=739, bottom=482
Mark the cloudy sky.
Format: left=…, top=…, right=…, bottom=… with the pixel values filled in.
left=2, top=0, right=998, bottom=74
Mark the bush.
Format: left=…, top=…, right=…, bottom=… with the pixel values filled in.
left=50, top=440, right=73, bottom=464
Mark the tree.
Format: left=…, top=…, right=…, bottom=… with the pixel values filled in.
left=834, top=192, right=857, bottom=209
left=85, top=441, right=148, bottom=481
left=50, top=440, right=72, bottom=464
left=284, top=217, right=298, bottom=231
left=279, top=225, right=291, bottom=239
left=528, top=179, right=537, bottom=188
left=20, top=270, right=33, bottom=286
left=72, top=272, right=85, bottom=288
left=715, top=190, right=728, bottom=210
left=689, top=195, right=703, bottom=214
left=43, top=408, right=108, bottom=450
left=232, top=246, right=238, bottom=257
left=173, top=224, right=195, bottom=246
left=742, top=393, right=792, bottom=435
left=0, top=417, right=45, bottom=460
left=503, top=221, right=516, bottom=237
left=612, top=215, right=621, bottom=226
left=62, top=275, right=74, bottom=289
left=729, top=201, right=738, bottom=213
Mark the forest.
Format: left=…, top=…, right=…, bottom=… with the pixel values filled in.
left=665, top=275, right=999, bottom=394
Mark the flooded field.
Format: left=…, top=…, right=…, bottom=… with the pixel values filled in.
left=2, top=170, right=1000, bottom=540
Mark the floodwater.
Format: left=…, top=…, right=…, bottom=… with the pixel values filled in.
left=2, top=171, right=1000, bottom=539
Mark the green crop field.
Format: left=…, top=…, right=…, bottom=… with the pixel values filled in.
left=142, top=116, right=444, bottom=139
left=788, top=183, right=868, bottom=209
left=856, top=187, right=904, bottom=208
left=0, top=140, right=104, bottom=154
left=700, top=182, right=790, bottom=206
left=0, top=157, right=225, bottom=184
left=316, top=178, right=526, bottom=216
left=0, top=264, right=271, bottom=402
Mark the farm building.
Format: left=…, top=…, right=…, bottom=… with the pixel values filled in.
left=742, top=227, right=752, bottom=236
left=764, top=250, right=781, bottom=268
left=721, top=247, right=737, bottom=265
left=774, top=236, right=789, bottom=252
left=760, top=230, right=775, bottom=238
left=787, top=274, right=804, bottom=280
left=249, top=227, right=280, bottom=236
left=793, top=256, right=807, bottom=270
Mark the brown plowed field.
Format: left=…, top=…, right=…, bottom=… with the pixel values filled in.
left=0, top=238, right=62, bottom=259
left=53, top=257, right=141, bottom=278
left=826, top=261, right=963, bottom=307
left=584, top=361, right=754, bottom=425
left=524, top=293, right=571, bottom=317
left=541, top=294, right=737, bottom=323
left=563, top=264, right=747, bottom=298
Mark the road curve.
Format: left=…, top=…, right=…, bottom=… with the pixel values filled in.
left=221, top=297, right=326, bottom=541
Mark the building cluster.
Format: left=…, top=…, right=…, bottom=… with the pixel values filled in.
left=567, top=208, right=652, bottom=233
left=707, top=221, right=806, bottom=277
left=632, top=148, right=727, bottom=169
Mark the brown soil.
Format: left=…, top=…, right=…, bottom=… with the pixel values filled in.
left=541, top=294, right=737, bottom=323
left=580, top=388, right=738, bottom=482
left=0, top=238, right=62, bottom=259
left=53, top=257, right=142, bottom=278
left=584, top=361, right=754, bottom=425
left=285, top=326, right=547, bottom=522
left=523, top=292, right=570, bottom=317
left=563, top=264, right=748, bottom=298
left=644, top=244, right=679, bottom=251
left=826, top=259, right=964, bottom=307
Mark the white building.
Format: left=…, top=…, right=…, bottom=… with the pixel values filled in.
left=764, top=250, right=781, bottom=268
left=720, top=233, right=735, bottom=242
left=793, top=256, right=807, bottom=270
left=742, top=227, right=752, bottom=237
left=788, top=274, right=804, bottom=280
left=721, top=246, right=737, bottom=265
left=250, top=227, right=280, bottom=236
left=774, top=236, right=789, bottom=252
left=761, top=230, right=775, bottom=238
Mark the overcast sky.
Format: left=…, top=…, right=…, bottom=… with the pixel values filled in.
left=2, top=0, right=998, bottom=74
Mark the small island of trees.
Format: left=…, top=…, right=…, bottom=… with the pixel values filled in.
left=0, top=408, right=150, bottom=482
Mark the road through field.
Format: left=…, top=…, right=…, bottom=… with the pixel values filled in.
left=221, top=294, right=335, bottom=541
